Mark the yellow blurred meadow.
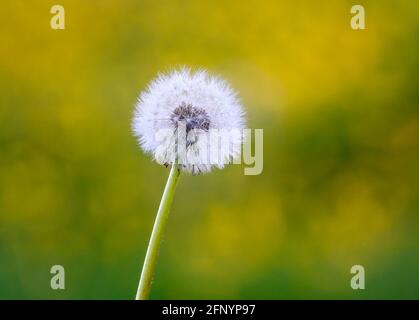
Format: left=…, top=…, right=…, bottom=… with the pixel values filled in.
left=0, top=0, right=418, bottom=299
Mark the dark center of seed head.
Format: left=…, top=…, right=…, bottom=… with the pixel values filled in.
left=170, top=103, right=211, bottom=132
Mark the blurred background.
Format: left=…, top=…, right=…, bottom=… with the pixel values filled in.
left=0, top=0, right=418, bottom=299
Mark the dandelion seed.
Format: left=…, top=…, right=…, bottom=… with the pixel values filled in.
left=133, top=68, right=245, bottom=174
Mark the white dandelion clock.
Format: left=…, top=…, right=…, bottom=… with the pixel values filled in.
left=133, top=68, right=246, bottom=300
left=133, top=68, right=245, bottom=174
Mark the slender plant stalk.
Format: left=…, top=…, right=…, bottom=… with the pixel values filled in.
left=135, top=162, right=181, bottom=300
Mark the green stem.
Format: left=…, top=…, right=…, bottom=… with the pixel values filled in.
left=135, top=162, right=181, bottom=300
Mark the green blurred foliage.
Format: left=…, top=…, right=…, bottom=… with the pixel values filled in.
left=0, top=0, right=418, bottom=299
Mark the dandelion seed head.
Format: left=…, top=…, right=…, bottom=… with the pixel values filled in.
left=133, top=68, right=245, bottom=174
